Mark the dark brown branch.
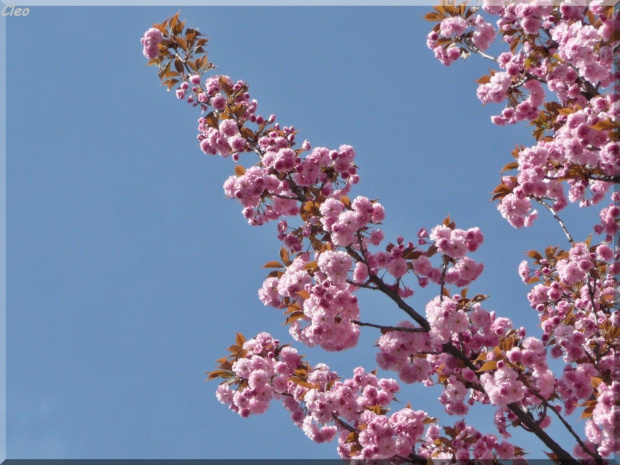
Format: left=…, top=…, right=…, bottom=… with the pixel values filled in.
left=225, top=71, right=582, bottom=465
left=439, top=257, right=449, bottom=303
left=345, top=236, right=580, bottom=463
left=346, top=245, right=430, bottom=331
left=544, top=174, right=620, bottom=183
left=351, top=320, right=427, bottom=333
left=518, top=373, right=604, bottom=464
left=440, top=343, right=581, bottom=465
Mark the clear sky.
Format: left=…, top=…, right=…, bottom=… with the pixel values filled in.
left=5, top=5, right=603, bottom=460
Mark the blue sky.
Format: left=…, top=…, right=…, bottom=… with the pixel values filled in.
left=5, top=5, right=603, bottom=460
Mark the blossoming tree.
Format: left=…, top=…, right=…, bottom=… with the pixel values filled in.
left=140, top=2, right=618, bottom=463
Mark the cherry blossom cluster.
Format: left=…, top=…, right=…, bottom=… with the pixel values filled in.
left=146, top=33, right=492, bottom=322
left=288, top=270, right=361, bottom=352
left=210, top=332, right=435, bottom=461
left=140, top=27, right=163, bottom=59
left=578, top=380, right=620, bottom=459
left=257, top=218, right=488, bottom=354
left=143, top=8, right=618, bottom=461
left=418, top=420, right=521, bottom=461
left=210, top=331, right=529, bottom=461
left=516, top=232, right=618, bottom=457
left=375, top=321, right=433, bottom=384
left=427, top=224, right=484, bottom=287
left=520, top=239, right=617, bottom=362
left=319, top=194, right=383, bottom=247
left=205, top=108, right=359, bottom=226
left=257, top=252, right=360, bottom=352
left=493, top=94, right=618, bottom=227
left=376, top=297, right=559, bottom=424
left=426, top=3, right=619, bottom=229
left=166, top=71, right=362, bottom=229
left=426, top=12, right=495, bottom=66
left=595, top=193, right=620, bottom=241
left=423, top=7, right=618, bottom=456
left=347, top=221, right=485, bottom=291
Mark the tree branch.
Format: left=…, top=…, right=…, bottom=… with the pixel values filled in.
left=517, top=373, right=604, bottom=464
left=352, top=320, right=427, bottom=333
left=440, top=343, right=582, bottom=465
left=534, top=198, right=574, bottom=244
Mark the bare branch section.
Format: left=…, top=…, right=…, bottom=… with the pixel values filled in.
left=534, top=198, right=575, bottom=244
left=352, top=320, right=427, bottom=333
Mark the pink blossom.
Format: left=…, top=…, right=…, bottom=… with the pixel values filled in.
left=495, top=441, right=516, bottom=459
left=440, top=16, right=468, bottom=37
left=386, top=257, right=408, bottom=279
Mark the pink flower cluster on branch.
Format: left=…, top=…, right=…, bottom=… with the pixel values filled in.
left=209, top=331, right=524, bottom=462
left=256, top=217, right=488, bottom=354
left=424, top=3, right=619, bottom=460
left=142, top=7, right=618, bottom=463
left=516, top=201, right=620, bottom=458
left=425, top=2, right=619, bottom=229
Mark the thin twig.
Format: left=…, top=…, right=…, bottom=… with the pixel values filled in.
left=544, top=174, right=620, bottom=183
left=351, top=320, right=427, bottom=333
left=345, top=278, right=379, bottom=290
left=463, top=36, right=498, bottom=62
left=439, top=257, right=449, bottom=303
left=346, top=245, right=430, bottom=331
left=534, top=198, right=574, bottom=244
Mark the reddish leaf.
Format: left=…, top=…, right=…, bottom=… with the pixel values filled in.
left=303, top=260, right=318, bottom=271
left=297, top=290, right=310, bottom=300
left=426, top=244, right=438, bottom=258
left=591, top=119, right=618, bottom=131
left=240, top=127, right=255, bottom=141
left=471, top=294, right=488, bottom=302
left=174, top=56, right=184, bottom=74
left=187, top=60, right=198, bottom=73
left=204, top=112, right=218, bottom=128
left=284, top=312, right=305, bottom=326
left=477, top=360, right=498, bottom=372
left=580, top=407, right=595, bottom=420
left=152, top=22, right=166, bottom=33
left=526, top=250, right=543, bottom=260
left=162, top=79, right=178, bottom=90
left=175, top=36, right=188, bottom=51
left=423, top=11, right=441, bottom=21
left=289, top=377, right=317, bottom=389
left=501, top=161, right=519, bottom=172
left=173, top=19, right=185, bottom=35
left=206, top=369, right=233, bottom=381
left=162, top=69, right=180, bottom=78
left=262, top=261, right=283, bottom=269
left=404, top=249, right=423, bottom=260
left=280, top=247, right=291, bottom=266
